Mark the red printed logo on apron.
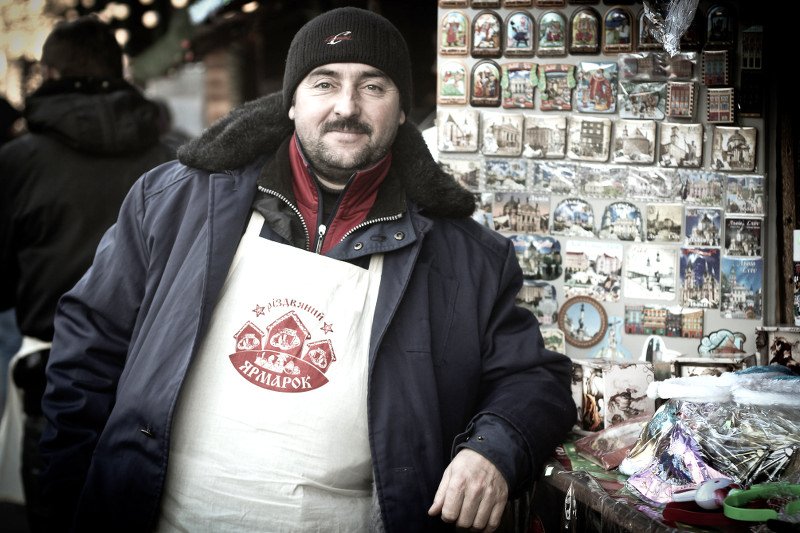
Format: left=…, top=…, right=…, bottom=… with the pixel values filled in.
left=229, top=304, right=336, bottom=393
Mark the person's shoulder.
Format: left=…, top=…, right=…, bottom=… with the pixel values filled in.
left=138, top=160, right=209, bottom=200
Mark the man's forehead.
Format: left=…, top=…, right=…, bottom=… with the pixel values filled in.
left=305, top=63, right=389, bottom=79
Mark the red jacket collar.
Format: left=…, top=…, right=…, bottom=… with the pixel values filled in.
left=289, top=134, right=392, bottom=254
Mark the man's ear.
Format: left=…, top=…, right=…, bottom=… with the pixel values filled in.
left=288, top=105, right=295, bottom=120
left=399, top=110, right=405, bottom=125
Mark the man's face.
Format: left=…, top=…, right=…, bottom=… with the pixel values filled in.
left=289, top=63, right=406, bottom=184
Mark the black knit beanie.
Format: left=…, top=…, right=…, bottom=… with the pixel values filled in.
left=282, top=7, right=412, bottom=115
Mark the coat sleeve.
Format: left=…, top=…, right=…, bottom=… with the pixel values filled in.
left=456, top=238, right=574, bottom=497
left=39, top=176, right=149, bottom=524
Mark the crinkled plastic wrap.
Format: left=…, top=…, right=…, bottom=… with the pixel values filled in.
left=621, top=399, right=800, bottom=504
left=642, top=0, right=700, bottom=56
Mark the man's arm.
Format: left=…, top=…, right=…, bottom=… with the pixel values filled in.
left=39, top=178, right=149, bottom=524
left=429, top=238, right=575, bottom=531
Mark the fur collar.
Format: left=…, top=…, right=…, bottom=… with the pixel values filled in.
left=178, top=92, right=474, bottom=218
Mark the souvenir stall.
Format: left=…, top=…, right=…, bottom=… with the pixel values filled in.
left=434, top=0, right=799, bottom=530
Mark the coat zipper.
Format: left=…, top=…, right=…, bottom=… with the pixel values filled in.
left=257, top=185, right=311, bottom=251
left=340, top=213, right=404, bottom=242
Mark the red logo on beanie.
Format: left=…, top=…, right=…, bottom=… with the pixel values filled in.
left=325, top=31, right=352, bottom=45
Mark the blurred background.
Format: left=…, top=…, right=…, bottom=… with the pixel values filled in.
left=0, top=0, right=438, bottom=136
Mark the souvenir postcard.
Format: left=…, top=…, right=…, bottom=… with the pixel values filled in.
left=624, top=305, right=703, bottom=339
left=472, top=193, right=495, bottom=228
left=509, top=234, right=563, bottom=280
left=481, top=112, right=524, bottom=156
left=523, top=115, right=567, bottom=159
left=537, top=64, right=575, bottom=111
left=575, top=62, right=617, bottom=113
left=566, top=117, right=611, bottom=162
left=684, top=207, right=722, bottom=247
left=576, top=165, right=626, bottom=199
left=724, top=217, right=762, bottom=257
left=598, top=201, right=644, bottom=241
left=602, top=7, right=633, bottom=54
left=591, top=317, right=633, bottom=361
left=505, top=11, right=535, bottom=57
left=658, top=123, right=703, bottom=168
left=645, top=203, right=682, bottom=242
left=533, top=161, right=576, bottom=191
left=537, top=11, right=567, bottom=57
left=501, top=62, right=537, bottom=109
left=624, top=245, right=676, bottom=301
left=491, top=193, right=549, bottom=234
left=725, top=175, right=765, bottom=215
left=711, top=126, right=757, bottom=172
left=552, top=197, right=595, bottom=238
left=471, top=10, right=502, bottom=58
left=720, top=257, right=763, bottom=320
left=612, top=119, right=656, bottom=164
left=469, top=60, right=501, bottom=107
left=437, top=108, right=480, bottom=153
left=563, top=240, right=623, bottom=301
left=679, top=247, right=720, bottom=309
left=569, top=7, right=600, bottom=54
left=515, top=279, right=559, bottom=325
left=541, top=328, right=566, bottom=354
left=440, top=11, right=470, bottom=56
left=665, top=81, right=695, bottom=119
left=438, top=158, right=481, bottom=192
left=680, top=170, right=723, bottom=206
left=484, top=158, right=528, bottom=191
left=627, top=168, right=681, bottom=201
left=437, top=60, right=468, bottom=105
left=618, top=81, right=666, bottom=120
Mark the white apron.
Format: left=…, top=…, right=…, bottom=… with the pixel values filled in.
left=157, top=212, right=383, bottom=532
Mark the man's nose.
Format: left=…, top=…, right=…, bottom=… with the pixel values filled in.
left=333, top=87, right=360, bottom=117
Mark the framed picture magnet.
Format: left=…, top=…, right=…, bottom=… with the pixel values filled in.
left=469, top=60, right=502, bottom=107
left=471, top=10, right=503, bottom=58
left=440, top=11, right=470, bottom=56
left=504, top=11, right=536, bottom=57
left=559, top=296, right=608, bottom=348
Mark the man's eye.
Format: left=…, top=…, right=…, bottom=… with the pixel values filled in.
left=315, top=82, right=332, bottom=89
left=365, top=84, right=384, bottom=92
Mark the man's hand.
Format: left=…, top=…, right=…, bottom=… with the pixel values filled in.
left=427, top=448, right=509, bottom=532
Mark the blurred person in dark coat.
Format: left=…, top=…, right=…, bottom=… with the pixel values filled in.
left=0, top=16, right=173, bottom=531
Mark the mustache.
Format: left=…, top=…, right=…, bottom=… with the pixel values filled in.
left=322, top=118, right=372, bottom=135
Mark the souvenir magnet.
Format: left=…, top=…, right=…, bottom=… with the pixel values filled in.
left=576, top=62, right=617, bottom=113
left=437, top=60, right=468, bottom=105
left=552, top=198, right=596, bottom=238
left=566, top=116, right=611, bottom=162
left=504, top=11, right=535, bottom=57
left=684, top=207, right=722, bottom=247
left=598, top=201, right=644, bottom=241
left=537, top=11, right=567, bottom=57
left=724, top=218, right=762, bottom=257
left=502, top=0, right=533, bottom=7
left=511, top=235, right=563, bottom=280
left=440, top=11, right=469, bottom=56
left=439, top=0, right=468, bottom=6
left=501, top=62, right=537, bottom=109
left=483, top=158, right=528, bottom=188
left=437, top=108, right=480, bottom=153
left=481, top=112, right=525, bottom=156
left=645, top=204, right=683, bottom=242
left=665, top=81, right=695, bottom=118
left=705, top=4, right=735, bottom=49
left=538, top=64, right=575, bottom=111
left=602, top=7, right=634, bottom=54
left=679, top=247, right=720, bottom=309
left=471, top=0, right=501, bottom=7
left=711, top=126, right=756, bottom=172
left=569, top=7, right=601, bottom=54
left=738, top=70, right=764, bottom=118
left=471, top=10, right=503, bottom=58
left=470, top=60, right=502, bottom=107
left=637, top=9, right=663, bottom=51
left=623, top=245, right=677, bottom=301
left=523, top=115, right=567, bottom=158
left=702, top=49, right=729, bottom=86
left=618, top=81, right=666, bottom=119
left=535, top=0, right=565, bottom=7
left=517, top=279, right=559, bottom=325
left=706, top=87, right=734, bottom=124
left=658, top=123, right=703, bottom=168
left=720, top=258, right=763, bottom=319
left=741, top=25, right=763, bottom=70
left=612, top=119, right=656, bottom=164
left=438, top=158, right=481, bottom=191
left=725, top=175, right=765, bottom=215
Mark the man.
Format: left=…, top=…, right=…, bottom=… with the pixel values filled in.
left=40, top=8, right=574, bottom=532
left=0, top=16, right=173, bottom=530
